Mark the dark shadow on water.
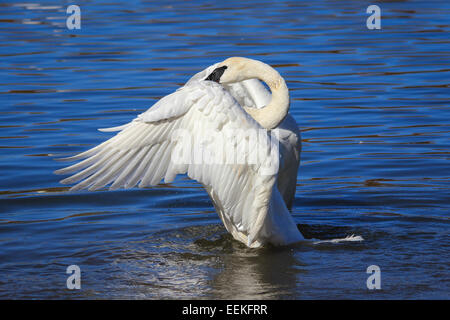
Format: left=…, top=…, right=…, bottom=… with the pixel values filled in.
left=297, top=223, right=356, bottom=240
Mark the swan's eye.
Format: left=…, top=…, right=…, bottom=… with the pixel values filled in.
left=205, top=66, right=227, bottom=83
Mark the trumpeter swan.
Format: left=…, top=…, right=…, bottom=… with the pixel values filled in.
left=55, top=57, right=304, bottom=248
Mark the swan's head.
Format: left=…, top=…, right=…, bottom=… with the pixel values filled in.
left=205, top=57, right=259, bottom=84
left=204, top=57, right=290, bottom=130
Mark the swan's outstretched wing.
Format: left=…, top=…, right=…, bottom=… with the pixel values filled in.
left=55, top=80, right=280, bottom=246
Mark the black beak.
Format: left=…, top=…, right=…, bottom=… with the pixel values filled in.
left=205, top=66, right=227, bottom=83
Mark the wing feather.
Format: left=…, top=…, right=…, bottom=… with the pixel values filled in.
left=111, top=146, right=149, bottom=190
left=55, top=80, right=279, bottom=247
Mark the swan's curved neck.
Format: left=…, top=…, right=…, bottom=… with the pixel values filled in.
left=244, top=62, right=290, bottom=130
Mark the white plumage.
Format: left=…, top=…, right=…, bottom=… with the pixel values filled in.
left=55, top=57, right=304, bottom=248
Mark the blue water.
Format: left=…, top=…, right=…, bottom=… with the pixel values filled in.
left=0, top=0, right=449, bottom=299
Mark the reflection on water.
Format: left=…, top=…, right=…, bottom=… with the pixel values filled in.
left=0, top=0, right=449, bottom=299
left=211, top=246, right=301, bottom=299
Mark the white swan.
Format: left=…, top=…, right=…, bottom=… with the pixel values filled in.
left=55, top=57, right=304, bottom=248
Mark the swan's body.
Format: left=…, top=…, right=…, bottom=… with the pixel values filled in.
left=55, top=57, right=304, bottom=248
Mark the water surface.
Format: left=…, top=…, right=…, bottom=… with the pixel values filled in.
left=0, top=0, right=449, bottom=299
